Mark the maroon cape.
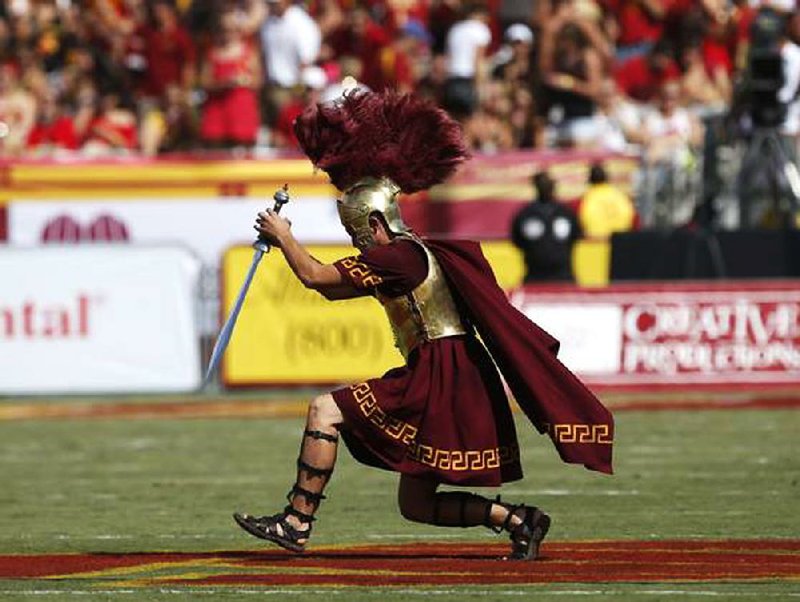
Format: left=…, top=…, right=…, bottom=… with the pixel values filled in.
left=426, top=239, right=614, bottom=474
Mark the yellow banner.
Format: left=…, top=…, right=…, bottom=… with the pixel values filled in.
left=221, top=241, right=525, bottom=386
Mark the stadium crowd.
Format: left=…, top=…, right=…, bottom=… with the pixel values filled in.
left=0, top=0, right=797, bottom=178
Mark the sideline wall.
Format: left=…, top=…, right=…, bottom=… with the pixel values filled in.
left=4, top=154, right=795, bottom=393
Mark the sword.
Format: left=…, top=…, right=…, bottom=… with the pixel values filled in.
left=204, top=184, right=291, bottom=385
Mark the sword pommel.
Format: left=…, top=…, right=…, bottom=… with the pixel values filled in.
left=254, top=184, right=292, bottom=253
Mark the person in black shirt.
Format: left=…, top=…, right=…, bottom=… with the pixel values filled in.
left=511, top=171, right=582, bottom=283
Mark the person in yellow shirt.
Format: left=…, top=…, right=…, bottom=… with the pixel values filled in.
left=578, top=163, right=636, bottom=239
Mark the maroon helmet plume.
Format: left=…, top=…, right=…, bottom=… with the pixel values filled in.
left=294, top=90, right=469, bottom=193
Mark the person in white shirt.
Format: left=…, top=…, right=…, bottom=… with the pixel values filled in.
left=260, top=0, right=321, bottom=127
left=778, top=13, right=800, bottom=143
left=636, top=81, right=704, bottom=227
left=443, top=2, right=492, bottom=119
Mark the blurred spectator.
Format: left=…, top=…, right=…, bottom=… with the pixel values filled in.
left=0, top=60, right=36, bottom=157
left=635, top=80, right=705, bottom=226
left=416, top=52, right=448, bottom=106
left=679, top=38, right=731, bottom=112
left=139, top=0, right=196, bottom=101
left=539, top=16, right=604, bottom=147
left=199, top=5, right=261, bottom=149
left=273, top=65, right=327, bottom=149
left=140, top=84, right=197, bottom=156
left=26, top=89, right=78, bottom=156
left=463, top=79, right=515, bottom=151
left=443, top=1, right=492, bottom=120
left=613, top=39, right=680, bottom=103
left=640, top=81, right=705, bottom=163
left=260, top=0, right=321, bottom=128
left=600, top=0, right=667, bottom=61
left=493, top=23, right=535, bottom=86
left=71, top=77, right=99, bottom=143
left=82, top=91, right=138, bottom=156
left=581, top=76, right=641, bottom=151
left=578, top=162, right=636, bottom=238
left=511, top=170, right=583, bottom=283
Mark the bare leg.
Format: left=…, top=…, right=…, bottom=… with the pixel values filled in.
left=234, top=393, right=343, bottom=551
left=284, top=393, right=344, bottom=535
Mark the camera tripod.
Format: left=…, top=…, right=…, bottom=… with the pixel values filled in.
left=736, top=126, right=800, bottom=228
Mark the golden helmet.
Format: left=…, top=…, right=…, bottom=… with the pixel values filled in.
left=337, top=176, right=410, bottom=249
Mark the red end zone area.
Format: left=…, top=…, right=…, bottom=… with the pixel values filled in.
left=2, top=540, right=799, bottom=588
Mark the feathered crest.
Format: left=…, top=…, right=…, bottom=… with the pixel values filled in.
left=293, top=90, right=468, bottom=193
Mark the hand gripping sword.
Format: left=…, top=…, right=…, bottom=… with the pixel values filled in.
left=204, top=185, right=291, bottom=385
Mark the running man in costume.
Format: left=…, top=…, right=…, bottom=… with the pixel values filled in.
left=234, top=91, right=614, bottom=560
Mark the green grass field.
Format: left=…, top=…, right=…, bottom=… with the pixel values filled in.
left=0, top=397, right=798, bottom=600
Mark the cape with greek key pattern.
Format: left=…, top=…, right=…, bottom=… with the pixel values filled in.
left=426, top=238, right=615, bottom=474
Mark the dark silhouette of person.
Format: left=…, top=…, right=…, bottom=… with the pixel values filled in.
left=511, top=171, right=582, bottom=283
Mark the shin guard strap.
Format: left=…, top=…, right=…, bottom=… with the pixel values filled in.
left=297, top=458, right=334, bottom=478
left=283, top=505, right=316, bottom=524
left=304, top=429, right=339, bottom=443
left=287, top=484, right=327, bottom=506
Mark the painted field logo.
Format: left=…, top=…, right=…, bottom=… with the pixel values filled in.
left=0, top=540, right=798, bottom=588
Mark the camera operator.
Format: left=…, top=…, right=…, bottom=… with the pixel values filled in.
left=778, top=9, right=800, bottom=158
left=745, top=2, right=799, bottom=151
left=734, top=1, right=800, bottom=228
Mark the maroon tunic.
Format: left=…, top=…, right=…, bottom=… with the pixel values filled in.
left=331, top=239, right=523, bottom=487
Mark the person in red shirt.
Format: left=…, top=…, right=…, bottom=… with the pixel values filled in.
left=81, top=91, right=138, bottom=155
left=140, top=0, right=196, bottom=100
left=27, top=91, right=78, bottom=155
left=272, top=66, right=326, bottom=149
left=613, top=39, right=680, bottom=102
left=601, top=0, right=667, bottom=60
left=198, top=5, right=261, bottom=148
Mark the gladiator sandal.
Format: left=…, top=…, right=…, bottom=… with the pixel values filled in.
left=233, top=506, right=315, bottom=553
left=491, top=496, right=551, bottom=561
left=233, top=429, right=337, bottom=553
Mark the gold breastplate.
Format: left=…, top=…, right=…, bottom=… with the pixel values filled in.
left=377, top=236, right=467, bottom=359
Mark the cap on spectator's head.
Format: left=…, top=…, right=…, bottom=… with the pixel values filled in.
left=505, top=23, right=533, bottom=44
left=402, top=19, right=433, bottom=45
left=301, top=66, right=328, bottom=90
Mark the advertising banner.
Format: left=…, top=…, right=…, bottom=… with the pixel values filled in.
left=7, top=197, right=347, bottom=267
left=0, top=246, right=202, bottom=394
left=221, top=241, right=524, bottom=386
left=511, top=282, right=800, bottom=388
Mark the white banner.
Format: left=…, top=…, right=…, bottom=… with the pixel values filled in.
left=8, top=197, right=348, bottom=267
left=0, top=246, right=202, bottom=394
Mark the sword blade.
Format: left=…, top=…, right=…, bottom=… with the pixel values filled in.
left=204, top=247, right=265, bottom=385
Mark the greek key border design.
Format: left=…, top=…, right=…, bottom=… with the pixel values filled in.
left=545, top=422, right=613, bottom=444
left=350, top=382, right=518, bottom=471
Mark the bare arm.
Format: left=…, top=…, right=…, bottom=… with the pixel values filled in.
left=255, top=209, right=365, bottom=300
left=635, top=0, right=666, bottom=19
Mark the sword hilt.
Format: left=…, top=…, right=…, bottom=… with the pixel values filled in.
left=253, top=184, right=291, bottom=253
